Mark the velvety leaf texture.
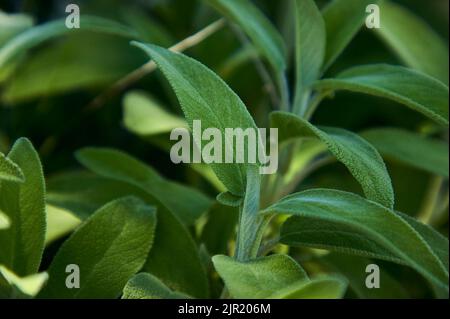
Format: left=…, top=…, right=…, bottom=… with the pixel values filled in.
left=0, top=152, right=24, bottom=183
left=122, top=273, right=190, bottom=299
left=262, top=189, right=449, bottom=293
left=314, top=64, right=449, bottom=126
left=361, top=128, right=449, bottom=177
left=132, top=42, right=259, bottom=196
left=0, top=138, right=46, bottom=277
left=213, top=254, right=347, bottom=299
left=268, top=276, right=347, bottom=299
left=74, top=150, right=209, bottom=298
left=271, top=111, right=394, bottom=208
left=212, top=254, right=308, bottom=299
left=47, top=170, right=209, bottom=298
left=39, top=197, right=156, bottom=299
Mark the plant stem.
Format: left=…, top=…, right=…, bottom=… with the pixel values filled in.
left=234, top=167, right=270, bottom=261
left=84, top=19, right=225, bottom=111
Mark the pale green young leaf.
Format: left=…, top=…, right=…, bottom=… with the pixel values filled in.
left=123, top=91, right=187, bottom=137
left=2, top=34, right=142, bottom=103
left=38, top=197, right=156, bottom=299
left=122, top=273, right=190, bottom=299
left=0, top=138, right=46, bottom=277
left=212, top=254, right=308, bottom=299
left=292, top=0, right=326, bottom=115
left=44, top=205, right=81, bottom=246
left=262, top=189, right=449, bottom=293
left=0, top=265, right=48, bottom=298
left=361, top=128, right=449, bottom=177
left=375, top=1, right=449, bottom=84
left=0, top=15, right=139, bottom=73
left=0, top=152, right=24, bottom=183
left=76, top=147, right=212, bottom=225
left=314, top=64, right=449, bottom=126
left=322, top=0, right=379, bottom=71
left=205, top=0, right=287, bottom=75
left=0, top=11, right=34, bottom=46
left=0, top=210, right=10, bottom=230
left=131, top=43, right=259, bottom=196
left=268, top=276, right=347, bottom=299
left=271, top=111, right=394, bottom=208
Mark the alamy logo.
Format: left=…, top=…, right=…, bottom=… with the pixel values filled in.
left=170, top=120, right=278, bottom=174
left=366, top=4, right=381, bottom=29
left=65, top=264, right=80, bottom=289
left=65, top=4, right=80, bottom=29
left=365, top=264, right=380, bottom=289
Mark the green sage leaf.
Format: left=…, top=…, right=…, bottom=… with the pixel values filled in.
left=263, top=189, right=449, bottom=293
left=132, top=42, right=259, bottom=197
left=0, top=138, right=46, bottom=276
left=0, top=152, right=24, bottom=183
left=122, top=273, right=190, bottom=299
left=271, top=111, right=394, bottom=208
left=38, top=197, right=156, bottom=299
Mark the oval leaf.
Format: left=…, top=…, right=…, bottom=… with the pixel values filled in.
left=0, top=138, right=46, bottom=276
left=212, top=254, right=308, bottom=299
left=262, top=189, right=449, bottom=293
left=0, top=152, right=24, bottom=183
left=131, top=42, right=259, bottom=196
left=271, top=111, right=394, bottom=208
left=38, top=197, right=156, bottom=299
left=122, top=273, right=190, bottom=299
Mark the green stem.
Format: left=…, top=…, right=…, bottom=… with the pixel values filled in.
left=234, top=167, right=270, bottom=261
